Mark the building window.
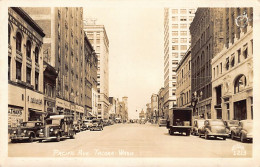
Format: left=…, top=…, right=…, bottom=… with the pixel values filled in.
left=26, top=40, right=31, bottom=58
left=16, top=61, right=22, bottom=80
left=8, top=57, right=11, bottom=80
left=180, top=38, right=187, bottom=43
left=180, top=24, right=187, bottom=29
left=16, top=32, right=22, bottom=52
left=35, top=47, right=39, bottom=63
left=237, top=49, right=241, bottom=63
left=172, top=24, right=178, bottom=29
left=231, top=55, right=235, bottom=67
left=189, top=16, right=194, bottom=21
left=172, top=38, right=178, bottom=43
left=180, top=16, right=187, bottom=21
left=172, top=9, right=178, bottom=14
left=26, top=67, right=31, bottom=84
left=220, top=63, right=222, bottom=74
left=234, top=74, right=246, bottom=94
left=8, top=24, right=11, bottom=45
left=225, top=57, right=229, bottom=70
left=243, top=44, right=248, bottom=59
left=172, top=53, right=178, bottom=58
left=35, top=72, right=39, bottom=91
left=180, top=31, right=187, bottom=36
left=172, top=45, right=178, bottom=50
left=172, top=31, right=178, bottom=36
left=180, top=45, right=187, bottom=50
left=180, top=9, right=187, bottom=14
left=172, top=16, right=178, bottom=21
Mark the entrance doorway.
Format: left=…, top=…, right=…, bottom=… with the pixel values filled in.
left=234, top=100, right=247, bottom=120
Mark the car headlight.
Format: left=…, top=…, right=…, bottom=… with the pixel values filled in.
left=13, top=131, right=16, bottom=134
left=40, top=129, right=43, bottom=132
left=24, top=130, right=27, bottom=133
left=50, top=128, right=53, bottom=132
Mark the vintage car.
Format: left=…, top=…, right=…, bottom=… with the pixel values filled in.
left=158, top=118, right=167, bottom=127
left=139, top=119, right=146, bottom=124
left=89, top=118, right=103, bottom=131
left=10, top=121, right=44, bottom=143
left=230, top=120, right=253, bottom=143
left=39, top=115, right=76, bottom=142
left=224, top=120, right=239, bottom=137
left=191, top=119, right=205, bottom=136
left=82, top=120, right=93, bottom=130
left=199, top=119, right=228, bottom=140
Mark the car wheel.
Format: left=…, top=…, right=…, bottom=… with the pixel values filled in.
left=240, top=134, right=245, bottom=143
left=28, top=134, right=34, bottom=142
left=223, top=137, right=226, bottom=140
left=56, top=133, right=61, bottom=142
left=70, top=132, right=75, bottom=139
left=38, top=140, right=43, bottom=143
left=11, top=139, right=16, bottom=143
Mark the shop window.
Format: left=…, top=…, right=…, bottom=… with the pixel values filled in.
left=26, top=40, right=31, bottom=58
left=16, top=61, right=22, bottom=80
left=16, top=32, right=22, bottom=52
left=234, top=74, right=246, bottom=94
left=35, top=47, right=39, bottom=63
left=26, top=67, right=31, bottom=84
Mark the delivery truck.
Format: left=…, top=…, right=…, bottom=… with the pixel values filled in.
left=167, top=107, right=193, bottom=136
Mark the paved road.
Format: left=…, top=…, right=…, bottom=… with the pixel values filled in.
left=8, top=123, right=252, bottom=157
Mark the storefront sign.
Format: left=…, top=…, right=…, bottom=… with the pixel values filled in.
left=56, top=98, right=70, bottom=109
left=8, top=107, right=23, bottom=128
left=31, top=97, right=43, bottom=105
left=75, top=105, right=84, bottom=113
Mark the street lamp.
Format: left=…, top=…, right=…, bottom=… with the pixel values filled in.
left=191, top=91, right=203, bottom=118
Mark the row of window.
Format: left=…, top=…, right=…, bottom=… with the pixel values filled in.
left=172, top=24, right=188, bottom=29
left=172, top=16, right=194, bottom=22
left=177, top=90, right=191, bottom=107
left=171, top=9, right=196, bottom=14
left=172, top=45, right=188, bottom=51
left=9, top=27, right=40, bottom=63
left=172, top=31, right=188, bottom=36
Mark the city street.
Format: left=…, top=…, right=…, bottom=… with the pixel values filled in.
left=8, top=123, right=252, bottom=158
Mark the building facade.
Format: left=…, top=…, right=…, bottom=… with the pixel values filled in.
left=151, top=94, right=158, bottom=122
left=211, top=8, right=253, bottom=120
left=163, top=8, right=196, bottom=119
left=176, top=48, right=191, bottom=108
left=84, top=23, right=110, bottom=119
left=84, top=32, right=98, bottom=119
left=139, top=109, right=145, bottom=119
left=23, top=7, right=85, bottom=120
left=190, top=8, right=225, bottom=119
left=146, top=103, right=152, bottom=121
left=8, top=7, right=45, bottom=130
left=157, top=88, right=165, bottom=118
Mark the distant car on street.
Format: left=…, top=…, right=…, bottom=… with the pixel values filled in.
left=199, top=119, right=228, bottom=140
left=158, top=118, right=167, bottom=127
left=82, top=120, right=93, bottom=130
left=224, top=120, right=239, bottom=137
left=139, top=119, right=146, bottom=124
left=90, top=118, right=103, bottom=131
left=230, top=120, right=253, bottom=143
left=191, top=119, right=205, bottom=136
left=10, top=121, right=44, bottom=143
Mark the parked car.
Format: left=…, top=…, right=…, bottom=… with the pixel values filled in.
left=139, top=119, right=146, bottom=124
left=73, top=121, right=81, bottom=133
left=199, top=119, right=228, bottom=140
left=230, top=120, right=253, bottom=143
left=224, top=120, right=239, bottom=137
left=158, top=118, right=167, bottom=127
left=39, top=115, right=76, bottom=142
left=191, top=119, right=205, bottom=136
left=82, top=120, right=93, bottom=130
left=90, top=118, right=103, bottom=131
left=10, top=121, right=44, bottom=143
left=103, top=120, right=109, bottom=126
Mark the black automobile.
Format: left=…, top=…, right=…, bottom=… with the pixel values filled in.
left=10, top=121, right=44, bottom=143
left=199, top=119, right=228, bottom=140
left=90, top=118, right=103, bottom=131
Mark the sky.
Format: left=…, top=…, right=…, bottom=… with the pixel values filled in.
left=83, top=7, right=164, bottom=119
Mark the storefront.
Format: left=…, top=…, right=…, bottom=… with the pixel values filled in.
left=26, top=89, right=44, bottom=121
left=56, top=97, right=71, bottom=115
left=75, top=105, right=84, bottom=120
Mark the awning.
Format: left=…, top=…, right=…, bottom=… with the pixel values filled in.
left=29, top=108, right=44, bottom=114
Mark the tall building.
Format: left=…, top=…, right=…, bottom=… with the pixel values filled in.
left=176, top=47, right=191, bottom=108
left=157, top=87, right=165, bottom=118
left=163, top=8, right=196, bottom=118
left=23, top=7, right=85, bottom=120
left=211, top=8, right=253, bottom=120
left=8, top=7, right=45, bottom=129
left=84, top=21, right=110, bottom=119
left=151, top=94, right=158, bottom=121
left=190, top=8, right=225, bottom=119
left=122, top=96, right=128, bottom=121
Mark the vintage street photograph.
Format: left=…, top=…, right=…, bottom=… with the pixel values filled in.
left=2, top=1, right=259, bottom=166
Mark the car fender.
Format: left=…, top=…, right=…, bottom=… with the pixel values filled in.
left=28, top=131, right=35, bottom=137
left=205, top=128, right=211, bottom=134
